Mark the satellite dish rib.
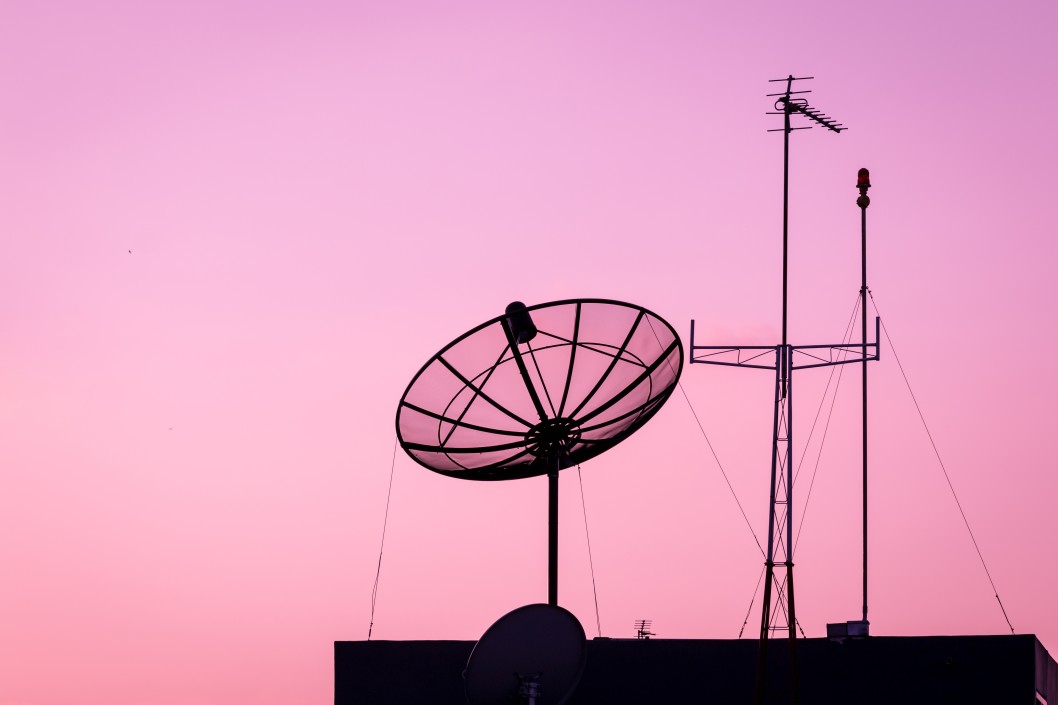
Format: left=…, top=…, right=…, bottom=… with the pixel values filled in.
left=396, top=298, right=683, bottom=605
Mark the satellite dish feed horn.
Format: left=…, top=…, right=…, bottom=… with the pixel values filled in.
left=505, top=301, right=539, bottom=345
left=396, top=298, right=684, bottom=605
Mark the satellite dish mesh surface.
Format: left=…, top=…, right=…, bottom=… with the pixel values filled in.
left=396, top=299, right=683, bottom=480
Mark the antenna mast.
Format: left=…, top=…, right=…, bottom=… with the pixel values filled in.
left=690, top=76, right=877, bottom=705
left=857, top=168, right=872, bottom=627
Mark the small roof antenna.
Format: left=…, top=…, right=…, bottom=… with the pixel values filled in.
left=635, top=619, right=655, bottom=640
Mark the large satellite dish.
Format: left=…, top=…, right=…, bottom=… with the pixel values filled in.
left=396, top=298, right=683, bottom=604
left=397, top=299, right=683, bottom=479
left=463, top=603, right=587, bottom=705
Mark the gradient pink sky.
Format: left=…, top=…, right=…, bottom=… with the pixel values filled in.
left=3, top=1, right=1057, bottom=704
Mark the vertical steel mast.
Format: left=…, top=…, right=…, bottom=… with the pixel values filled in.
left=857, top=168, right=872, bottom=626
left=689, top=76, right=878, bottom=705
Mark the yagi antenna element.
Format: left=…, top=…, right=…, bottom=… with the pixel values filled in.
left=766, top=75, right=846, bottom=133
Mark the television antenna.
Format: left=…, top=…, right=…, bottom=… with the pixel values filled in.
left=689, top=76, right=877, bottom=705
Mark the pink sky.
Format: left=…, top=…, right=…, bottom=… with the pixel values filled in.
left=3, top=1, right=1057, bottom=703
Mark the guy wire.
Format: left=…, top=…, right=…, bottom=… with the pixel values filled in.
left=577, top=464, right=603, bottom=638
left=792, top=293, right=861, bottom=552
left=368, top=437, right=399, bottom=640
left=645, top=316, right=765, bottom=557
left=868, top=290, right=1015, bottom=635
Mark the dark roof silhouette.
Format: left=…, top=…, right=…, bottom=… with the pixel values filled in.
left=336, top=634, right=1057, bottom=705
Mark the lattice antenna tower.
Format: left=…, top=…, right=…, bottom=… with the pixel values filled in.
left=689, top=76, right=877, bottom=705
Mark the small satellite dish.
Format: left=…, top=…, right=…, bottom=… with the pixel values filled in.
left=396, top=298, right=683, bottom=480
left=464, top=603, right=587, bottom=705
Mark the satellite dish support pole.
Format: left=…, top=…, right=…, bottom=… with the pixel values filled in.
left=549, top=456, right=559, bottom=606
left=501, top=314, right=559, bottom=606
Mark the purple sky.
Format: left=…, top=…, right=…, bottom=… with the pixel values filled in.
left=3, top=2, right=1057, bottom=704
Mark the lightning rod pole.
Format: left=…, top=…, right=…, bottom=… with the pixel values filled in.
left=857, top=168, right=871, bottom=625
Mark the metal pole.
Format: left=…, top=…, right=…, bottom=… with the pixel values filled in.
left=857, top=168, right=871, bottom=625
left=548, top=460, right=559, bottom=606
left=757, top=77, right=795, bottom=705
left=785, top=344, right=799, bottom=705
left=781, top=78, right=791, bottom=360
left=780, top=78, right=799, bottom=702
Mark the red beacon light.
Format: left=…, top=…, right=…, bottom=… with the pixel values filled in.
left=856, top=168, right=871, bottom=208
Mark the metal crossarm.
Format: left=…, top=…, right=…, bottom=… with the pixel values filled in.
left=790, top=318, right=880, bottom=370
left=689, top=318, right=880, bottom=371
